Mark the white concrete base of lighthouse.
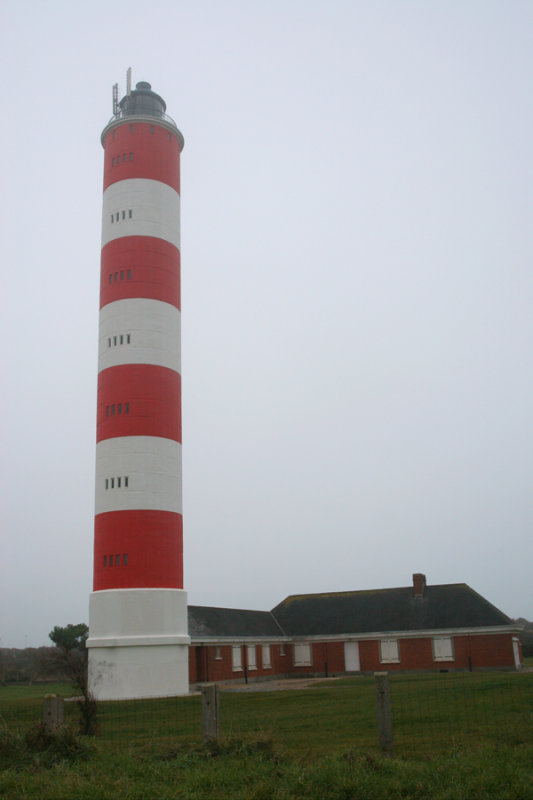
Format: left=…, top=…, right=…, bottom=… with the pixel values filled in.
left=87, top=588, right=190, bottom=700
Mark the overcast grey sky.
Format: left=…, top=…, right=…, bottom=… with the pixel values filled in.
left=2, top=1, right=532, bottom=649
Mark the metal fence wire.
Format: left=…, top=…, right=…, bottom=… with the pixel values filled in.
left=1, top=670, right=531, bottom=758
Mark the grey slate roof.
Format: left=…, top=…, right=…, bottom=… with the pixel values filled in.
left=271, top=584, right=512, bottom=636
left=188, top=605, right=285, bottom=640
left=188, top=583, right=513, bottom=641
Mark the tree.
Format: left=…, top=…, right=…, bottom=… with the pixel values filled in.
left=49, top=624, right=88, bottom=655
left=49, top=623, right=97, bottom=735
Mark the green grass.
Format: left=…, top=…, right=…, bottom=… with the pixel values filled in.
left=0, top=683, right=75, bottom=700
left=1, top=672, right=532, bottom=799
left=0, top=736, right=531, bottom=799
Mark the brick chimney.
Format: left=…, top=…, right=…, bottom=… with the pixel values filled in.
left=413, top=573, right=426, bottom=598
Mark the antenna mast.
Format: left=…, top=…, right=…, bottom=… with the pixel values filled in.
left=126, top=67, right=132, bottom=95
left=112, top=83, right=119, bottom=117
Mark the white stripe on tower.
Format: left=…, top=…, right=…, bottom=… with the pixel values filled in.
left=98, top=299, right=181, bottom=372
left=101, top=178, right=181, bottom=249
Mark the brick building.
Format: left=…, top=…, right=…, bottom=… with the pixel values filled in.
left=188, top=574, right=522, bottom=685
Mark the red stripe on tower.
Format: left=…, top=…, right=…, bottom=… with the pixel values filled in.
left=96, top=364, right=182, bottom=443
left=88, top=76, right=190, bottom=700
left=93, top=510, right=183, bottom=590
left=100, top=237, right=180, bottom=309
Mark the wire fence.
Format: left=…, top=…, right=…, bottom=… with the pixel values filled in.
left=1, top=670, right=531, bottom=758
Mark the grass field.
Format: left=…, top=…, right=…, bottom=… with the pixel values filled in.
left=1, top=671, right=532, bottom=799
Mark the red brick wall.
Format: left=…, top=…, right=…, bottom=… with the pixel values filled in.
left=189, top=643, right=293, bottom=684
left=455, top=633, right=516, bottom=669
left=358, top=638, right=435, bottom=672
left=188, top=632, right=518, bottom=684
left=358, top=634, right=517, bottom=672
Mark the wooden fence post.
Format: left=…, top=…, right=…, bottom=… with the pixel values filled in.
left=43, top=694, right=64, bottom=733
left=374, top=672, right=393, bottom=758
left=201, top=684, right=220, bottom=742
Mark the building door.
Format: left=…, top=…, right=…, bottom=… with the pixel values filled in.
left=512, top=637, right=521, bottom=669
left=344, top=641, right=360, bottom=672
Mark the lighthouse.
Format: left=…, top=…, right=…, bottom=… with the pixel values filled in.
left=87, top=77, right=189, bottom=699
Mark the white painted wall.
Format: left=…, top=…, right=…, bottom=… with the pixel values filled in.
left=98, top=299, right=181, bottom=372
left=88, top=588, right=190, bottom=699
left=344, top=641, right=360, bottom=671
left=95, top=436, right=182, bottom=514
left=293, top=643, right=312, bottom=666
left=102, top=178, right=180, bottom=249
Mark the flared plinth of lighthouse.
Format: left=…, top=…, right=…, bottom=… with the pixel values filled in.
left=89, top=80, right=189, bottom=699
left=87, top=589, right=189, bottom=700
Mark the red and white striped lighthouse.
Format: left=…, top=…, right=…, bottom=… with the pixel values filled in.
left=87, top=78, right=189, bottom=699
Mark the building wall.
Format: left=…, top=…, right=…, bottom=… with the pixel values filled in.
left=454, top=633, right=516, bottom=669
left=358, top=633, right=517, bottom=672
left=190, top=643, right=293, bottom=684
left=189, top=632, right=519, bottom=684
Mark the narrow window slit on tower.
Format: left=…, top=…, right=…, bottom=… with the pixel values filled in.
left=110, top=215, right=114, bottom=224
left=127, top=270, right=131, bottom=280
left=104, top=555, right=107, bottom=566
left=124, top=476, right=129, bottom=487
left=109, top=275, right=113, bottom=285
left=115, top=212, right=119, bottom=221
left=124, top=554, right=128, bottom=565
left=125, top=402, right=130, bottom=413
left=105, top=479, right=109, bottom=489
left=110, top=478, right=114, bottom=488
left=109, top=555, right=113, bottom=566
left=128, top=209, right=132, bottom=218
left=117, top=477, right=121, bottom=487
left=111, top=405, right=115, bottom=415
left=120, top=271, right=124, bottom=281
left=120, top=334, right=123, bottom=344
left=126, top=334, right=131, bottom=343
left=118, top=403, right=122, bottom=414
left=122, top=210, right=126, bottom=220
left=116, top=554, right=120, bottom=566
left=117, top=154, right=120, bottom=164
left=129, top=152, right=133, bottom=161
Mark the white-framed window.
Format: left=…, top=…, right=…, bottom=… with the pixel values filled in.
left=280, top=644, right=286, bottom=656
left=293, top=643, right=312, bottom=667
left=214, top=646, right=222, bottom=660
left=262, top=645, right=272, bottom=669
left=232, top=645, right=242, bottom=671
left=247, top=644, right=257, bottom=670
left=379, top=640, right=400, bottom=664
left=433, top=637, right=454, bottom=662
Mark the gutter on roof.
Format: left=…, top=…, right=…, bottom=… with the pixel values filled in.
left=284, top=624, right=522, bottom=643
left=190, top=635, right=291, bottom=645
